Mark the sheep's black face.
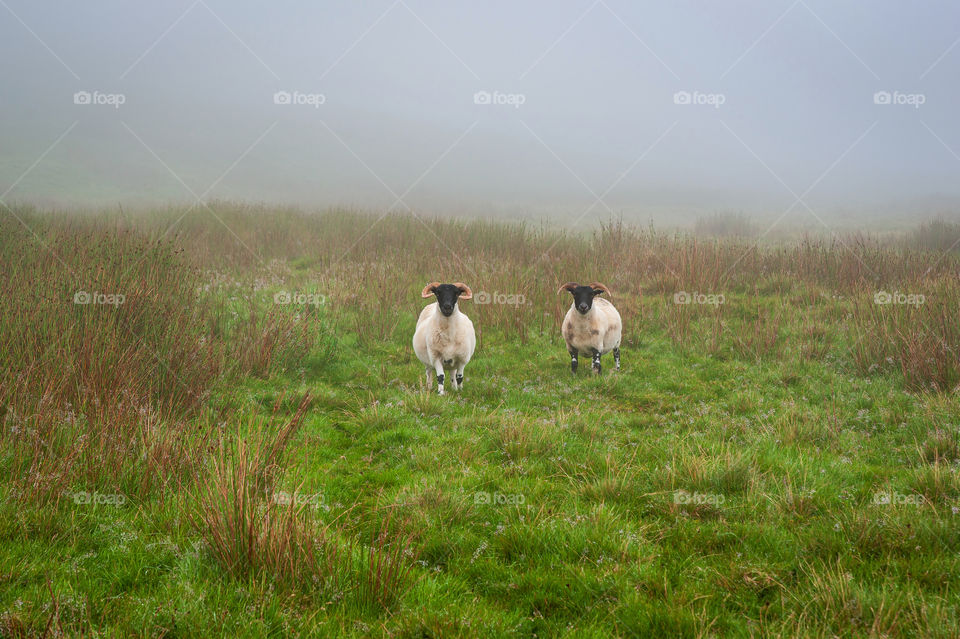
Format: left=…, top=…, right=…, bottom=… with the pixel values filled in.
left=422, top=281, right=472, bottom=316
left=569, top=285, right=601, bottom=315
left=433, top=284, right=462, bottom=316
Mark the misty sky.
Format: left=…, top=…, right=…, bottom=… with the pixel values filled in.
left=2, top=1, right=959, bottom=226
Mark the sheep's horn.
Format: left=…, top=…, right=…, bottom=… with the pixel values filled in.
left=453, top=282, right=473, bottom=299
left=421, top=282, right=440, bottom=298
left=590, top=282, right=611, bottom=296
left=557, top=282, right=578, bottom=294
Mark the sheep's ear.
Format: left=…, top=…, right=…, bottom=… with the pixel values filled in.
left=421, top=282, right=439, bottom=298
left=590, top=282, right=611, bottom=296
left=454, top=283, right=472, bottom=300
left=557, top=282, right=578, bottom=294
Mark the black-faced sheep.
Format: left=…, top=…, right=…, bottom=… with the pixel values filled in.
left=558, top=282, right=622, bottom=374
left=413, top=282, right=476, bottom=394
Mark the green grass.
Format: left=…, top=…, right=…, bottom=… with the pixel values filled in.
left=2, top=206, right=960, bottom=637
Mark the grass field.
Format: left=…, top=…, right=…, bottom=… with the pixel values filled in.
left=2, top=203, right=960, bottom=637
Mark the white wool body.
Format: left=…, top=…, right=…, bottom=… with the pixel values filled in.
left=561, top=297, right=622, bottom=357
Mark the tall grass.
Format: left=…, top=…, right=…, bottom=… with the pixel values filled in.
left=353, top=507, right=417, bottom=609
left=849, top=277, right=960, bottom=391
left=192, top=401, right=417, bottom=604
left=8, top=203, right=959, bottom=397
left=905, top=217, right=960, bottom=253
left=191, top=395, right=348, bottom=593
left=0, top=207, right=321, bottom=504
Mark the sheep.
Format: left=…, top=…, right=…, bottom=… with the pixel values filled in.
left=558, top=282, right=622, bottom=374
left=413, top=282, right=476, bottom=395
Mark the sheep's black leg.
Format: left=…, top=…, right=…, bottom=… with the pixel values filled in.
left=436, top=372, right=444, bottom=395
left=568, top=348, right=578, bottom=374
left=456, top=371, right=464, bottom=389
left=592, top=349, right=602, bottom=375
left=613, top=347, right=621, bottom=371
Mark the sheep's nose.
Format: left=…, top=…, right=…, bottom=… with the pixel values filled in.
left=578, top=304, right=588, bottom=312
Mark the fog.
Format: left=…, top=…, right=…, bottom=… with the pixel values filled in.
left=2, top=1, right=959, bottom=228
